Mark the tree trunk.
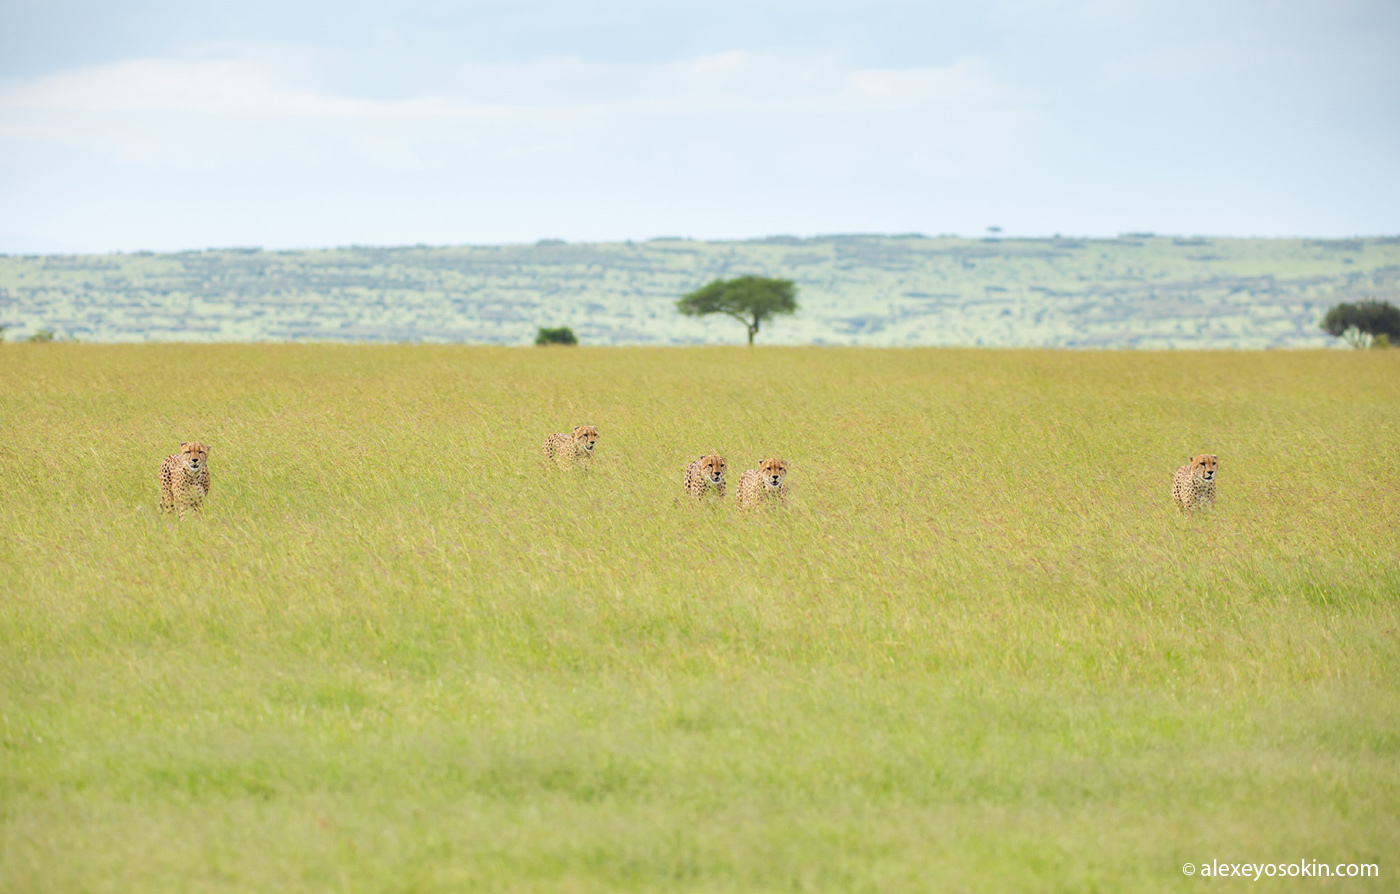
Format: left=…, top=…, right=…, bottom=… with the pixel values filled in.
left=748, top=315, right=759, bottom=345
left=1344, top=327, right=1371, bottom=349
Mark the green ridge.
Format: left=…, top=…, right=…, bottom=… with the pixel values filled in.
left=3, top=235, right=1397, bottom=346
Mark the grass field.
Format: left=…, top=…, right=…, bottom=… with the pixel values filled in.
left=2, top=345, right=1398, bottom=891
left=5, top=235, right=1399, bottom=347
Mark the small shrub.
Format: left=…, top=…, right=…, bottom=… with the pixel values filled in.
left=28, top=329, right=55, bottom=343
left=1373, top=333, right=1392, bottom=349
left=535, top=327, right=578, bottom=346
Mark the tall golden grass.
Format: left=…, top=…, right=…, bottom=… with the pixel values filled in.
left=2, top=345, right=1397, bottom=891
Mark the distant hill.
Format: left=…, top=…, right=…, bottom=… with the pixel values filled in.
left=2, top=235, right=1397, bottom=347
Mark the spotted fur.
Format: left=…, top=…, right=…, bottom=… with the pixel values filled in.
left=159, top=441, right=212, bottom=518
left=737, top=458, right=788, bottom=508
left=684, top=454, right=727, bottom=500
left=542, top=425, right=599, bottom=466
left=1172, top=453, right=1218, bottom=511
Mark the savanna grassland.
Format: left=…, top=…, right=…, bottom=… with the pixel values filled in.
left=5, top=234, right=1399, bottom=347
left=2, top=345, right=1398, bottom=892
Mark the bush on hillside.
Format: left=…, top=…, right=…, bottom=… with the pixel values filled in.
left=535, top=326, right=578, bottom=346
left=1320, top=300, right=1400, bottom=348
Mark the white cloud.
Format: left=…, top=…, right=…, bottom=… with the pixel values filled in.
left=0, top=56, right=481, bottom=119
left=686, top=49, right=754, bottom=78
left=840, top=60, right=1004, bottom=108
left=0, top=49, right=1029, bottom=170
left=0, top=47, right=1050, bottom=248
left=1, top=50, right=1009, bottom=121
left=439, top=51, right=1014, bottom=120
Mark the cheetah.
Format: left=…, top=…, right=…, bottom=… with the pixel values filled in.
left=159, top=441, right=212, bottom=518
left=737, top=458, right=788, bottom=508
left=1172, top=453, right=1218, bottom=511
left=542, top=425, right=599, bottom=466
left=683, top=454, right=727, bottom=500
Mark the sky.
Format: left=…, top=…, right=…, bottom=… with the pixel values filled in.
left=1, top=1, right=1397, bottom=253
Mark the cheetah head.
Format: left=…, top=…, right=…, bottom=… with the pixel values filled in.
left=699, top=454, right=726, bottom=486
left=180, top=441, right=210, bottom=472
left=573, top=425, right=599, bottom=454
left=1191, top=454, right=1218, bottom=482
left=760, top=458, right=788, bottom=490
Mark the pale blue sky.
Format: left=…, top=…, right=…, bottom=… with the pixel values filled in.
left=1, top=1, right=1397, bottom=253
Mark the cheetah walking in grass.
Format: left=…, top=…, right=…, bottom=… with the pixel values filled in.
left=737, top=458, right=788, bottom=508
left=542, top=425, right=599, bottom=467
left=159, top=441, right=212, bottom=518
left=1172, top=454, right=1218, bottom=511
left=683, top=454, right=727, bottom=500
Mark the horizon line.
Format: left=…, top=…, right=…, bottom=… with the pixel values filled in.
left=5, top=231, right=1400, bottom=259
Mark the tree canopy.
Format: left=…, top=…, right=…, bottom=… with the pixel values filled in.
left=1320, top=300, right=1400, bottom=348
left=676, top=275, right=797, bottom=345
left=534, top=326, right=578, bottom=346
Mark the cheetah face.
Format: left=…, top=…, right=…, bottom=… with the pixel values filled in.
left=180, top=441, right=210, bottom=472
left=574, top=425, right=599, bottom=453
left=700, top=454, right=726, bottom=485
left=760, top=458, right=788, bottom=489
left=1192, top=454, right=1218, bottom=481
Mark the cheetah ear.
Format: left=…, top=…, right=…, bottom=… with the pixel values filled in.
left=181, top=441, right=189, bottom=448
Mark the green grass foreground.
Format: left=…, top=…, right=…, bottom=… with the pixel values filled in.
left=2, top=345, right=1397, bottom=892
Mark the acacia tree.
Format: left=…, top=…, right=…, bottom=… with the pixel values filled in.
left=676, top=275, right=797, bottom=345
left=1320, top=300, right=1400, bottom=348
